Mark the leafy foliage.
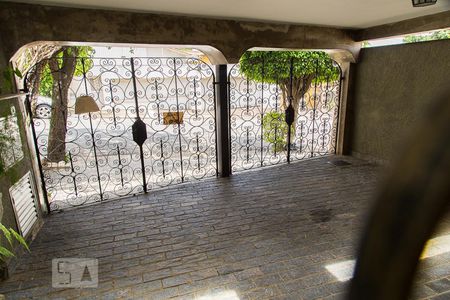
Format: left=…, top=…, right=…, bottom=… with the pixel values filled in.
left=0, top=115, right=15, bottom=175
left=0, top=223, right=29, bottom=261
left=240, top=51, right=339, bottom=147
left=403, top=30, right=450, bottom=43
left=39, top=46, right=95, bottom=97
left=361, top=41, right=371, bottom=48
left=239, top=51, right=340, bottom=84
left=39, top=64, right=53, bottom=97
left=0, top=66, right=22, bottom=95
left=262, top=112, right=289, bottom=152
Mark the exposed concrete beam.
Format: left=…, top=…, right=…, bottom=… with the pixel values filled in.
left=0, top=1, right=359, bottom=64
left=353, top=11, right=450, bottom=42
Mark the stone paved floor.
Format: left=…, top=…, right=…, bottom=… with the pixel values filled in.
left=0, top=156, right=449, bottom=299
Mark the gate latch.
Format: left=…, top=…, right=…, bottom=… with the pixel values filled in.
left=285, top=102, right=295, bottom=126
left=132, top=118, right=147, bottom=146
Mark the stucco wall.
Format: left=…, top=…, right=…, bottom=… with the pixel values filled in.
left=0, top=1, right=358, bottom=64
left=349, top=40, right=450, bottom=163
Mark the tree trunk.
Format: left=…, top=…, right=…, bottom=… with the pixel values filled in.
left=46, top=48, right=78, bottom=162
left=279, top=75, right=315, bottom=120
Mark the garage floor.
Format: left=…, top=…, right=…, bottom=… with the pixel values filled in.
left=0, top=156, right=449, bottom=299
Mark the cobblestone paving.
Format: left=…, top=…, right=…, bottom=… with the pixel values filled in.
left=0, top=156, right=449, bottom=299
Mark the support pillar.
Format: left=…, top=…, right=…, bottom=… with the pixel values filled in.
left=215, top=65, right=231, bottom=177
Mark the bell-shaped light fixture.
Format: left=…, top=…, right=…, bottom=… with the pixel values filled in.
left=74, top=96, right=100, bottom=114
left=412, top=0, right=437, bottom=7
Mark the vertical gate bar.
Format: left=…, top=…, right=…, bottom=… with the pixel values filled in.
left=213, top=70, right=218, bottom=177
left=260, top=58, right=264, bottom=167
left=130, top=58, right=148, bottom=193
left=155, top=80, right=161, bottom=123
left=311, top=58, right=319, bottom=158
left=334, top=64, right=343, bottom=154
left=109, top=82, right=117, bottom=127
left=130, top=58, right=141, bottom=119
left=117, top=145, right=124, bottom=187
left=215, top=65, right=231, bottom=177
left=193, top=79, right=198, bottom=118
left=68, top=152, right=78, bottom=196
left=274, top=82, right=279, bottom=157
left=88, top=113, right=103, bottom=200
left=172, top=58, right=185, bottom=182
left=109, top=64, right=124, bottom=190
left=160, top=140, right=165, bottom=178
left=24, top=90, right=50, bottom=213
left=82, top=58, right=103, bottom=201
left=227, top=68, right=232, bottom=173
left=196, top=133, right=200, bottom=170
left=300, top=77, right=307, bottom=155
left=246, top=128, right=250, bottom=162
left=322, top=75, right=330, bottom=150
left=286, top=58, right=294, bottom=163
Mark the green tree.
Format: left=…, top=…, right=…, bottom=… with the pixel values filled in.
left=43, top=46, right=94, bottom=162
left=239, top=51, right=340, bottom=118
left=403, top=29, right=450, bottom=43
left=239, top=51, right=340, bottom=149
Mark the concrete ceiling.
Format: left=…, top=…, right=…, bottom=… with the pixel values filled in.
left=6, top=0, right=450, bottom=29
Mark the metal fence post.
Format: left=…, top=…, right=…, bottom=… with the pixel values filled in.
left=285, top=58, right=295, bottom=163
left=215, top=65, right=231, bottom=177
left=130, top=57, right=148, bottom=193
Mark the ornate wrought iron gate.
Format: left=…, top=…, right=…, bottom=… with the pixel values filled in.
left=25, top=57, right=217, bottom=211
left=228, top=55, right=342, bottom=172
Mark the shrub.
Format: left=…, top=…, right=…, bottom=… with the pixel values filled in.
left=262, top=112, right=289, bottom=152
left=0, top=223, right=29, bottom=261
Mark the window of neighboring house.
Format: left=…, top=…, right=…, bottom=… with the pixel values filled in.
left=0, top=106, right=24, bottom=173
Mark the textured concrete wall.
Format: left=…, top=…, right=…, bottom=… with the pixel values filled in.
left=1, top=2, right=449, bottom=64
left=349, top=40, right=450, bottom=163
left=0, top=2, right=358, bottom=63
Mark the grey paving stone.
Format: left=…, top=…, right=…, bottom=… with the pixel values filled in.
left=131, top=280, right=163, bottom=295
left=429, top=291, right=450, bottom=300
left=427, top=278, right=450, bottom=294
left=0, top=156, right=448, bottom=299
left=162, top=274, right=191, bottom=288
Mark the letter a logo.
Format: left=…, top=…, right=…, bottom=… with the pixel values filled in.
left=81, top=265, right=92, bottom=282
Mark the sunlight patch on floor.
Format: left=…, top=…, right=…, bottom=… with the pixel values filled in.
left=196, top=290, right=240, bottom=300
left=325, top=260, right=356, bottom=282
left=421, top=234, right=450, bottom=259
left=325, top=233, right=450, bottom=282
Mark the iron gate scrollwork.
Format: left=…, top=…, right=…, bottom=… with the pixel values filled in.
left=25, top=57, right=217, bottom=211
left=228, top=54, right=342, bottom=172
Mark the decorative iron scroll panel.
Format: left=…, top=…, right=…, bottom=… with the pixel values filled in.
left=228, top=57, right=342, bottom=172
left=26, top=57, right=217, bottom=211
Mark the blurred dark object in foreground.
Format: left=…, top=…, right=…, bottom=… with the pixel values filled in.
left=349, top=89, right=450, bottom=300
